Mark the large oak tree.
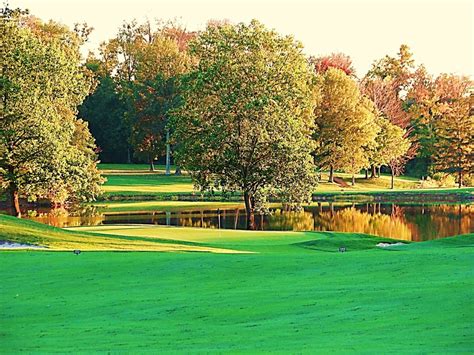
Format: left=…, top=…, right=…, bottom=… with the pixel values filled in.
left=172, top=20, right=318, bottom=228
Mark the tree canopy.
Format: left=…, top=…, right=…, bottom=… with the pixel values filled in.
left=172, top=20, right=318, bottom=227
left=312, top=68, right=379, bottom=183
left=0, top=8, right=103, bottom=216
left=81, top=20, right=193, bottom=171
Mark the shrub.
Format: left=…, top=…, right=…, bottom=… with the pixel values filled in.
left=463, top=174, right=474, bottom=187
left=431, top=173, right=456, bottom=187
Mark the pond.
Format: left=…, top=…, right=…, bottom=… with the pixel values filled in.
left=14, top=202, right=474, bottom=241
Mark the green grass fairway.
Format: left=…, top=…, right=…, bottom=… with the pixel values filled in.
left=1, top=216, right=473, bottom=352
left=98, top=163, right=179, bottom=174
left=317, top=171, right=420, bottom=191
left=98, top=164, right=473, bottom=200
left=102, top=174, right=195, bottom=196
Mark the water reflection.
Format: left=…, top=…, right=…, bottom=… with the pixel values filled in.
left=24, top=205, right=104, bottom=228
left=15, top=202, right=474, bottom=241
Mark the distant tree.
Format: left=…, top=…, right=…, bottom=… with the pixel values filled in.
left=1, top=7, right=103, bottom=216
left=387, top=143, right=417, bottom=189
left=78, top=72, right=129, bottom=163
left=361, top=77, right=411, bottom=129
left=345, top=149, right=369, bottom=186
left=94, top=19, right=193, bottom=171
left=309, top=53, right=355, bottom=76
left=404, top=65, right=437, bottom=175
left=366, top=44, right=415, bottom=94
left=407, top=72, right=473, bottom=185
left=381, top=121, right=411, bottom=189
left=172, top=20, right=317, bottom=228
left=313, top=68, right=378, bottom=183
left=131, top=33, right=190, bottom=172
left=129, top=75, right=182, bottom=171
left=431, top=76, right=473, bottom=187
left=365, top=115, right=411, bottom=188
left=363, top=44, right=416, bottom=177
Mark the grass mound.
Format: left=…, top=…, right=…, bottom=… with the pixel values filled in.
left=294, top=232, right=403, bottom=252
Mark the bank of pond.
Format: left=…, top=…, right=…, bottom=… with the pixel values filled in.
left=5, top=201, right=472, bottom=242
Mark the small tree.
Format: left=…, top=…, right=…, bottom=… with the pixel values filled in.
left=129, top=75, right=181, bottom=171
left=172, top=20, right=317, bottom=228
left=312, top=68, right=378, bottom=183
left=365, top=115, right=411, bottom=188
left=384, top=126, right=411, bottom=189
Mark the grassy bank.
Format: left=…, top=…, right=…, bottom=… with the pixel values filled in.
left=0, top=215, right=240, bottom=253
left=98, top=164, right=473, bottom=202
left=92, top=200, right=243, bottom=213
left=1, top=216, right=473, bottom=352
left=313, top=186, right=474, bottom=202
left=102, top=174, right=195, bottom=196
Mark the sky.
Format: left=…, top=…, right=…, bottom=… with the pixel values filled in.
left=9, top=0, right=474, bottom=77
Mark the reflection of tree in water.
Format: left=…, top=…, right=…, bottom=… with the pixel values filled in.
left=267, top=209, right=315, bottom=231
left=401, top=204, right=473, bottom=241
left=177, top=210, right=223, bottom=229
left=24, top=203, right=472, bottom=241
left=313, top=206, right=414, bottom=240
left=29, top=205, right=104, bottom=228
left=178, top=216, right=219, bottom=229
left=162, top=204, right=473, bottom=240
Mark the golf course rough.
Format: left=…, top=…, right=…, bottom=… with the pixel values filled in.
left=1, top=215, right=473, bottom=352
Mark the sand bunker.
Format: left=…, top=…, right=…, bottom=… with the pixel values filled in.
left=376, top=242, right=407, bottom=248
left=0, top=241, right=46, bottom=249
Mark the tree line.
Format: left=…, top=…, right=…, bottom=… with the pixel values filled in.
left=1, top=9, right=473, bottom=223
left=81, top=19, right=472, bottom=187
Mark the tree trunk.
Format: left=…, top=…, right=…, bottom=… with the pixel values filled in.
left=329, top=166, right=334, bottom=183
left=458, top=170, right=462, bottom=188
left=365, top=169, right=368, bottom=179
left=243, top=191, right=255, bottom=230
left=174, top=166, right=182, bottom=176
left=127, top=148, right=131, bottom=164
left=234, top=208, right=239, bottom=229
left=377, top=166, right=381, bottom=178
left=391, top=168, right=395, bottom=189
left=352, top=174, right=355, bottom=186
left=149, top=157, right=155, bottom=171
left=7, top=186, right=21, bottom=217
left=165, top=129, right=171, bottom=176
left=370, top=165, right=376, bottom=179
